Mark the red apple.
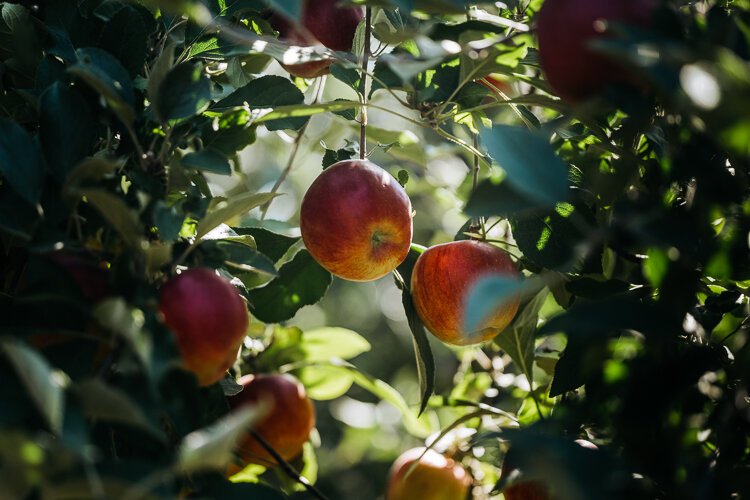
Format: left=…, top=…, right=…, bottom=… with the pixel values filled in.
left=536, top=0, right=657, bottom=102
left=271, top=0, right=364, bottom=78
left=47, top=251, right=110, bottom=302
left=300, top=159, right=413, bottom=282
left=410, top=240, right=520, bottom=346
left=477, top=74, right=513, bottom=96
left=159, top=268, right=249, bottom=386
left=229, top=373, right=315, bottom=466
left=386, top=447, right=472, bottom=500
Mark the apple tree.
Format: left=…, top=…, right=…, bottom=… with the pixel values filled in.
left=0, top=0, right=748, bottom=499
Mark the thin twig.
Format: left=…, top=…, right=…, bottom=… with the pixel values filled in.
left=259, top=76, right=326, bottom=220
left=250, top=430, right=330, bottom=500
left=358, top=7, right=372, bottom=160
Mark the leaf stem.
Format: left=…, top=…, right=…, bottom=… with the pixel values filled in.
left=359, top=7, right=372, bottom=160
left=250, top=430, right=330, bottom=500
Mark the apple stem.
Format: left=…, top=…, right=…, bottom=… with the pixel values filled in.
left=249, top=430, right=331, bottom=500
left=358, top=7, right=372, bottom=160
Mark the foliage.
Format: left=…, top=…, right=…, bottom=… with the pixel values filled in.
left=0, top=0, right=749, bottom=499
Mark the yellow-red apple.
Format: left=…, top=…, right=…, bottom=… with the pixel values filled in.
left=537, top=0, right=657, bottom=102
left=229, top=373, right=315, bottom=466
left=386, top=447, right=472, bottom=500
left=411, top=240, right=520, bottom=346
left=159, top=268, right=249, bottom=386
left=270, top=0, right=364, bottom=78
left=300, top=159, right=413, bottom=282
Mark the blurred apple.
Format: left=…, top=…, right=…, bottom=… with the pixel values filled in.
left=300, top=159, right=413, bottom=282
left=159, top=268, right=248, bottom=386
left=537, top=0, right=657, bottom=101
left=386, top=447, right=471, bottom=500
left=229, top=373, right=315, bottom=466
left=411, top=240, right=519, bottom=346
left=270, top=0, right=364, bottom=78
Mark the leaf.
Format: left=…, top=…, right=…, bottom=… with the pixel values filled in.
left=97, top=4, right=149, bottom=76
left=154, top=62, right=211, bottom=122
left=234, top=227, right=299, bottom=262
left=77, top=189, right=143, bottom=248
left=479, top=125, right=569, bottom=207
left=68, top=48, right=135, bottom=126
left=299, top=327, right=371, bottom=362
left=177, top=404, right=268, bottom=473
left=247, top=250, right=332, bottom=323
left=39, top=83, right=96, bottom=181
left=296, top=365, right=355, bottom=401
left=494, top=287, right=549, bottom=385
left=196, top=192, right=278, bottom=239
left=147, top=43, right=175, bottom=106
left=182, top=150, right=232, bottom=175
left=72, top=379, right=162, bottom=438
left=93, top=298, right=151, bottom=368
left=0, top=338, right=67, bottom=435
left=464, top=276, right=527, bottom=335
left=213, top=75, right=309, bottom=130
left=465, top=177, right=550, bottom=218
left=62, top=158, right=120, bottom=195
left=0, top=118, right=45, bottom=205
left=218, top=241, right=278, bottom=276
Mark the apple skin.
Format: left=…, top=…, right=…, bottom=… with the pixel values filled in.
left=410, top=240, right=520, bottom=346
left=386, top=448, right=472, bottom=500
left=159, top=268, right=249, bottom=386
left=536, top=0, right=657, bottom=102
left=271, top=0, right=364, bottom=78
left=300, top=160, right=413, bottom=282
left=228, top=374, right=315, bottom=466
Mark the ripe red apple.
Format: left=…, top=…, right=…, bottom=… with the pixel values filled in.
left=410, top=240, right=520, bottom=346
left=536, top=0, right=657, bottom=102
left=386, top=447, right=472, bottom=500
left=271, top=0, right=364, bottom=78
left=159, top=268, right=249, bottom=386
left=229, top=373, right=315, bottom=466
left=300, top=159, right=413, bottom=282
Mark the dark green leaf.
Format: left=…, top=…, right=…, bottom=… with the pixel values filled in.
left=465, top=178, right=551, bottom=218
left=68, top=48, right=135, bottom=125
left=0, top=118, right=45, bottom=205
left=97, top=4, right=149, bottom=76
left=39, top=83, right=96, bottom=181
left=154, top=62, right=211, bottom=122
left=204, top=481, right=288, bottom=499
left=213, top=75, right=307, bottom=130
left=181, top=150, right=232, bottom=175
left=247, top=250, right=332, bottom=323
left=480, top=125, right=569, bottom=207
left=234, top=227, right=299, bottom=262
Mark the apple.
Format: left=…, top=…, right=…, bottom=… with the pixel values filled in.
left=386, top=447, right=472, bottom=500
left=410, top=240, right=520, bottom=346
left=536, top=0, right=657, bottom=102
left=159, top=268, right=249, bottom=386
left=47, top=251, right=110, bottom=302
left=300, top=159, right=413, bottom=282
left=229, top=373, right=315, bottom=466
left=270, top=0, right=364, bottom=78
left=477, top=74, right=513, bottom=96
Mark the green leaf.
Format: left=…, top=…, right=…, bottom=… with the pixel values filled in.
left=494, top=287, right=549, bottom=386
left=39, top=83, right=96, bottom=181
left=97, top=4, right=149, bottom=76
left=234, top=227, right=299, bottom=262
left=213, top=75, right=308, bottom=130
left=296, top=365, right=355, bottom=401
left=465, top=177, right=549, bottom=218
left=93, top=298, right=152, bottom=368
left=0, top=118, right=45, bottom=205
left=154, top=62, right=212, bottom=122
left=68, top=48, right=135, bottom=126
left=247, top=250, right=332, bottom=323
left=196, top=192, right=278, bottom=239
left=177, top=404, right=268, bottom=473
left=300, top=327, right=371, bottom=362
left=464, top=276, right=527, bottom=336
left=182, top=150, right=232, bottom=175
left=0, top=338, right=67, bottom=435
left=205, top=481, right=288, bottom=499
left=218, top=241, right=278, bottom=276
left=147, top=43, right=175, bottom=106
left=72, top=379, right=162, bottom=438
left=78, top=189, right=143, bottom=248
left=480, top=125, right=569, bottom=207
